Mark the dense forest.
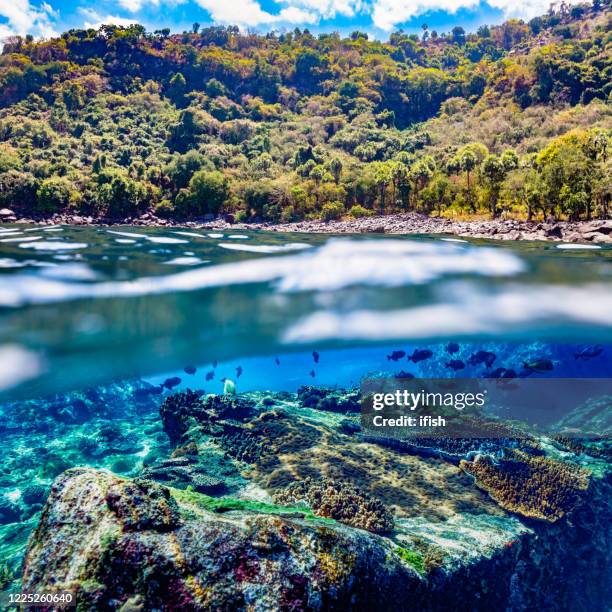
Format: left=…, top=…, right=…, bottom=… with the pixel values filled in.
left=0, top=1, right=610, bottom=222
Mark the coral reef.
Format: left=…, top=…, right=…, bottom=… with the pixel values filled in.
left=552, top=435, right=612, bottom=461
left=460, top=450, right=590, bottom=522
left=274, top=477, right=395, bottom=534
left=297, top=386, right=361, bottom=413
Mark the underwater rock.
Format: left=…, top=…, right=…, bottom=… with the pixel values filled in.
left=460, top=450, right=590, bottom=522
left=160, top=390, right=257, bottom=445
left=22, top=468, right=422, bottom=611
left=274, top=477, right=395, bottom=534
left=297, top=386, right=361, bottom=413
left=141, top=458, right=227, bottom=494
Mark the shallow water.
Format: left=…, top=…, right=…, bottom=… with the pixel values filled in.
left=0, top=225, right=611, bottom=595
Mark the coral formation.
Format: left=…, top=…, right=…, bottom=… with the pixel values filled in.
left=274, top=477, right=395, bottom=534
left=297, top=386, right=361, bottom=413
left=460, top=450, right=590, bottom=522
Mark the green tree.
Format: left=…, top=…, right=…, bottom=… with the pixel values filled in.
left=186, top=170, right=230, bottom=216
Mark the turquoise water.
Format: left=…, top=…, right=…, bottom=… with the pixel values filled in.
left=0, top=224, right=610, bottom=595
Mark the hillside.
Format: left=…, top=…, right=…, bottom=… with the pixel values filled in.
left=0, top=2, right=610, bottom=223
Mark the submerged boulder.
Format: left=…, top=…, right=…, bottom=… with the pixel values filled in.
left=22, top=468, right=421, bottom=611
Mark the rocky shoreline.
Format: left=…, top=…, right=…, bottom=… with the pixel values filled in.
left=2, top=207, right=611, bottom=244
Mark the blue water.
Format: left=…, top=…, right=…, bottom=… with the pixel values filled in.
left=0, top=225, right=611, bottom=399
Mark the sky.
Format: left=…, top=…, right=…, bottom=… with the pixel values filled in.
left=0, top=0, right=583, bottom=42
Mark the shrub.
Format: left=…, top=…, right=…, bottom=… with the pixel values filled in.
left=185, top=170, right=230, bottom=216
left=36, top=176, right=74, bottom=213
left=320, top=201, right=344, bottom=221
left=347, top=204, right=374, bottom=218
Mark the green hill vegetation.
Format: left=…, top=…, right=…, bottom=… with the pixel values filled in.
left=0, top=2, right=610, bottom=222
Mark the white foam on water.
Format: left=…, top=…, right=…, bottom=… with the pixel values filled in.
left=146, top=236, right=188, bottom=244
left=115, top=239, right=136, bottom=244
left=228, top=234, right=249, bottom=239
left=440, top=237, right=469, bottom=243
left=19, top=241, right=87, bottom=251
left=163, top=257, right=204, bottom=266
left=219, top=242, right=312, bottom=254
left=207, top=233, right=224, bottom=238
left=43, top=228, right=64, bottom=232
left=25, top=225, right=61, bottom=232
left=108, top=230, right=148, bottom=239
left=174, top=231, right=208, bottom=238
left=107, top=230, right=188, bottom=245
left=0, top=235, right=41, bottom=243
left=556, top=243, right=602, bottom=250
left=0, top=345, right=43, bottom=391
left=38, top=264, right=100, bottom=281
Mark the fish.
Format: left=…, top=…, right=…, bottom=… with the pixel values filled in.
left=522, top=359, right=554, bottom=373
left=212, top=360, right=218, bottom=368
left=236, top=366, right=243, bottom=378
left=387, top=350, right=406, bottom=362
left=205, top=371, right=215, bottom=381
left=312, top=351, right=320, bottom=363
left=310, top=370, right=316, bottom=378
left=485, top=367, right=506, bottom=379
left=163, top=377, right=181, bottom=390
left=445, top=359, right=465, bottom=371
left=275, top=357, right=280, bottom=365
left=394, top=370, right=415, bottom=379
left=574, top=345, right=603, bottom=360
left=468, top=350, right=496, bottom=368
left=184, top=365, right=196, bottom=375
left=407, top=349, right=433, bottom=363
left=445, top=342, right=460, bottom=354
left=502, top=369, right=517, bottom=379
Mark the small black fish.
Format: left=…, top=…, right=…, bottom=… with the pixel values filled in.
left=275, top=357, right=280, bottom=365
left=236, top=366, right=243, bottom=378
left=387, top=350, right=406, bottom=362
left=468, top=350, right=496, bottom=368
left=522, top=359, right=553, bottom=373
left=163, top=376, right=181, bottom=389
left=310, top=370, right=316, bottom=378
left=445, top=359, right=465, bottom=371
left=205, top=371, right=215, bottom=381
left=184, top=365, right=196, bottom=375
left=446, top=342, right=460, bottom=354
left=574, top=345, right=603, bottom=360
left=485, top=367, right=506, bottom=379
left=408, top=349, right=433, bottom=363
left=212, top=360, right=218, bottom=368
left=312, top=351, right=320, bottom=363
left=394, top=370, right=415, bottom=379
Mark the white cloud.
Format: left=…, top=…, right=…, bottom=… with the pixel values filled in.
left=370, top=0, right=585, bottom=30
left=193, top=0, right=318, bottom=26
left=275, top=0, right=365, bottom=19
left=0, top=0, right=58, bottom=40
left=79, top=7, right=139, bottom=29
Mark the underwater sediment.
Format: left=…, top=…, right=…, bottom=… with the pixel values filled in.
left=8, top=384, right=610, bottom=611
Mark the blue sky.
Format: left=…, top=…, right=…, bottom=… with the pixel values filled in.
left=1, top=0, right=579, bottom=42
